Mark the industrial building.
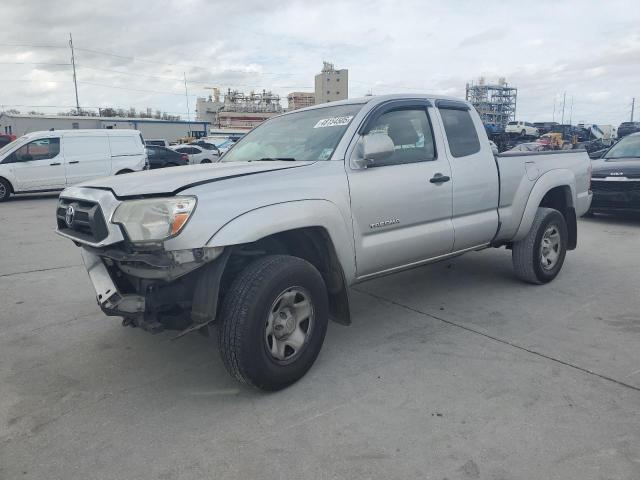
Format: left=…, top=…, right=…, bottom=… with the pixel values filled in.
left=196, top=88, right=283, bottom=130
left=0, top=112, right=209, bottom=141
left=465, top=77, right=517, bottom=127
left=314, top=62, right=348, bottom=104
left=287, top=92, right=316, bottom=111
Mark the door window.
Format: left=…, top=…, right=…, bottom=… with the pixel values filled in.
left=365, top=108, right=436, bottom=166
left=14, top=138, right=60, bottom=161
left=438, top=108, right=480, bottom=157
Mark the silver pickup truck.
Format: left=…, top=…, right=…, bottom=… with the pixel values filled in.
left=56, top=94, right=592, bottom=390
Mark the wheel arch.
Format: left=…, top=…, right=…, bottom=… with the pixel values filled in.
left=208, top=200, right=356, bottom=325
left=0, top=176, right=14, bottom=193
left=514, top=170, right=577, bottom=249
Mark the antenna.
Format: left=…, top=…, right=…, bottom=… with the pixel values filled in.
left=632, top=97, right=635, bottom=122
left=69, top=33, right=80, bottom=115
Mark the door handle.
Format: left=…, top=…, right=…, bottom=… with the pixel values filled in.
left=68, top=161, right=80, bottom=164
left=429, top=173, right=450, bottom=184
left=50, top=162, right=61, bottom=166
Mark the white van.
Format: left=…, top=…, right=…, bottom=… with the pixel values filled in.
left=0, top=129, right=146, bottom=202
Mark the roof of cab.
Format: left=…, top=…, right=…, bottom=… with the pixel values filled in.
left=280, top=93, right=471, bottom=116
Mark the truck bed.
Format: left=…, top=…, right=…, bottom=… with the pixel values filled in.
left=493, top=149, right=592, bottom=243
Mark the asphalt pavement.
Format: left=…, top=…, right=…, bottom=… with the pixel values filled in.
left=1, top=194, right=639, bottom=480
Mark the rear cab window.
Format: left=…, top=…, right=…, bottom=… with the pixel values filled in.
left=438, top=107, right=481, bottom=157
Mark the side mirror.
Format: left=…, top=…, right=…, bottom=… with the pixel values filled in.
left=352, top=133, right=395, bottom=169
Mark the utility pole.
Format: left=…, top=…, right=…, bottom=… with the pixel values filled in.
left=569, top=96, right=573, bottom=125
left=632, top=97, right=635, bottom=122
left=552, top=96, right=556, bottom=122
left=69, top=33, right=81, bottom=115
left=183, top=72, right=191, bottom=138
left=561, top=91, right=566, bottom=124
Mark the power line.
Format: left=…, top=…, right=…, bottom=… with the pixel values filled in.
left=0, top=61, right=71, bottom=66
left=0, top=43, right=66, bottom=49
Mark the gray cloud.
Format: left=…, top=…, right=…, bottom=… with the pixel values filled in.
left=0, top=0, right=638, bottom=124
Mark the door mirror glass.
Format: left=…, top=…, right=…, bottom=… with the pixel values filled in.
left=353, top=133, right=395, bottom=168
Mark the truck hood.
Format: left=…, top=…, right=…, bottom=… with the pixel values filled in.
left=591, top=158, right=640, bottom=178
left=80, top=161, right=315, bottom=197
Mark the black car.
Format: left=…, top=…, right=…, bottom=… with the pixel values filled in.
left=145, top=145, right=189, bottom=169
left=590, top=132, right=640, bottom=214
left=617, top=121, right=640, bottom=139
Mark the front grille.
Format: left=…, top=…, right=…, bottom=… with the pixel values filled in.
left=591, top=180, right=640, bottom=192
left=591, top=180, right=640, bottom=210
left=57, top=198, right=109, bottom=243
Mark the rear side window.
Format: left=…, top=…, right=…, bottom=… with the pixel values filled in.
left=64, top=136, right=109, bottom=158
left=109, top=136, right=140, bottom=156
left=438, top=108, right=481, bottom=157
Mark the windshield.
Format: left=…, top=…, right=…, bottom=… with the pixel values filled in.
left=0, top=135, right=28, bottom=158
left=604, top=135, right=640, bottom=160
left=221, top=103, right=363, bottom=162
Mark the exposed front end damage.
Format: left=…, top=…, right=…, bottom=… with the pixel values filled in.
left=81, top=245, right=229, bottom=335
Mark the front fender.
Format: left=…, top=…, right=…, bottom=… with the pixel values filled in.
left=513, top=169, right=576, bottom=242
left=206, top=199, right=357, bottom=283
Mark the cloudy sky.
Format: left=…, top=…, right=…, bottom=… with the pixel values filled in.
left=1, top=0, right=638, bottom=125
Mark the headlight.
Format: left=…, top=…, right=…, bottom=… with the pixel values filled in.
left=112, top=196, right=197, bottom=244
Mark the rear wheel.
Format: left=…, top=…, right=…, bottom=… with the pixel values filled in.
left=0, top=178, right=11, bottom=202
left=115, top=169, right=133, bottom=175
left=512, top=207, right=568, bottom=284
left=218, top=255, right=329, bottom=391
left=200, top=159, right=212, bottom=164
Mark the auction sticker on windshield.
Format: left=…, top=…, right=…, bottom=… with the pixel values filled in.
left=314, top=116, right=354, bottom=128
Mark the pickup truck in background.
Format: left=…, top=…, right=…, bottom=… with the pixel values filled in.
left=55, top=94, right=592, bottom=390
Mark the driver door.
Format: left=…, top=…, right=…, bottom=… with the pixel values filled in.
left=10, top=137, right=65, bottom=191
left=346, top=101, right=455, bottom=278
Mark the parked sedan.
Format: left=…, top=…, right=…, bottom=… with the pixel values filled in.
left=170, top=144, right=219, bottom=164
left=590, top=132, right=640, bottom=214
left=617, top=122, right=640, bottom=139
left=146, top=145, right=189, bottom=169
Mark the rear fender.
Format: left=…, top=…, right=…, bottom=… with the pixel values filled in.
left=513, top=170, right=575, bottom=242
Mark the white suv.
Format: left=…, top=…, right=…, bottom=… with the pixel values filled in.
left=506, top=121, right=538, bottom=137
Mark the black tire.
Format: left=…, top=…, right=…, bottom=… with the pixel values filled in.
left=200, top=159, right=212, bottom=164
left=218, top=255, right=329, bottom=391
left=0, top=178, right=11, bottom=202
left=512, top=207, right=568, bottom=284
left=115, top=169, right=133, bottom=175
left=521, top=129, right=527, bottom=137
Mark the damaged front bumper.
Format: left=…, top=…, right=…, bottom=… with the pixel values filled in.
left=81, top=245, right=228, bottom=335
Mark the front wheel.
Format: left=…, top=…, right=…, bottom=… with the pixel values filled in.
left=512, top=207, right=568, bottom=284
left=0, top=178, right=11, bottom=202
left=200, top=159, right=212, bottom=164
left=218, top=255, right=329, bottom=391
left=521, top=129, right=527, bottom=137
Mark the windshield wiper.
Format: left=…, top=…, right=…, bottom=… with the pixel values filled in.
left=255, top=157, right=297, bottom=162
